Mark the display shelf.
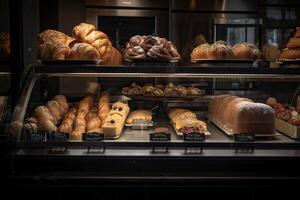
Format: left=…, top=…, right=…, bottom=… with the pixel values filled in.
left=34, top=64, right=300, bottom=75
left=19, top=122, right=300, bottom=150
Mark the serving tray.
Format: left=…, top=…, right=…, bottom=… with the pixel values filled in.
left=40, top=59, right=103, bottom=65
left=275, top=118, right=300, bottom=139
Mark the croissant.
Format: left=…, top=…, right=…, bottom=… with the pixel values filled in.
left=33, top=106, right=57, bottom=132
left=59, top=118, right=74, bottom=133
left=46, top=100, right=63, bottom=125
left=108, top=47, right=122, bottom=65
left=86, top=107, right=98, bottom=122
left=0, top=32, right=10, bottom=61
left=87, top=117, right=102, bottom=131
left=53, top=95, right=69, bottom=115
left=38, top=42, right=70, bottom=60
left=38, top=29, right=74, bottom=46
left=68, top=42, right=100, bottom=60
left=63, top=107, right=77, bottom=120
left=79, top=96, right=93, bottom=113
left=72, top=23, right=112, bottom=64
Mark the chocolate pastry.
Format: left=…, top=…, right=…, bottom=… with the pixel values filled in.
left=140, top=36, right=162, bottom=51
left=147, top=45, right=173, bottom=61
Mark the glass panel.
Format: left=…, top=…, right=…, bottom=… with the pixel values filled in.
left=266, top=29, right=282, bottom=47
left=266, top=7, right=283, bottom=20
left=284, top=7, right=297, bottom=21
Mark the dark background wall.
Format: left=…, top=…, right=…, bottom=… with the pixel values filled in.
left=0, top=0, right=9, bottom=32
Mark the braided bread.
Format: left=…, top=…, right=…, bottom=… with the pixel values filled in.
left=72, top=23, right=113, bottom=64
left=124, top=46, right=146, bottom=60
left=68, top=42, right=100, bottom=60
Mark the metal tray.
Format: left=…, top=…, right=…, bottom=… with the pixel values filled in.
left=125, top=120, right=154, bottom=130
left=275, top=118, right=300, bottom=139
left=125, top=58, right=179, bottom=66
left=191, top=59, right=255, bottom=64
left=40, top=59, right=103, bottom=65
left=208, top=117, right=279, bottom=138
left=171, top=123, right=210, bottom=136
left=123, top=94, right=203, bottom=101
left=276, top=59, right=300, bottom=67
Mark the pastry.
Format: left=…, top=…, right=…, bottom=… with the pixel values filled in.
left=190, top=43, right=210, bottom=60
left=287, top=38, right=300, bottom=49
left=71, top=126, right=85, bottom=140
left=38, top=42, right=70, bottom=60
left=87, top=117, right=102, bottom=131
left=232, top=43, right=261, bottom=60
left=46, top=100, right=63, bottom=125
left=68, top=42, right=100, bottom=60
left=72, top=23, right=113, bottom=64
left=58, top=118, right=74, bottom=133
left=126, top=110, right=152, bottom=124
left=102, top=101, right=130, bottom=138
left=53, top=95, right=69, bottom=114
left=140, top=36, right=162, bottom=51
left=127, top=35, right=145, bottom=47
left=23, top=117, right=39, bottom=135
left=294, top=27, right=300, bottom=38
left=38, top=29, right=75, bottom=45
left=79, top=96, right=93, bottom=113
left=279, top=48, right=300, bottom=59
left=207, top=41, right=233, bottom=59
left=124, top=46, right=146, bottom=60
left=208, top=95, right=275, bottom=135
left=33, top=106, right=57, bottom=132
left=187, top=86, right=204, bottom=96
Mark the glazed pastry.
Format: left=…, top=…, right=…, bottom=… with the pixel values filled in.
left=46, top=100, right=63, bottom=125
left=0, top=32, right=10, bottom=60
left=286, top=38, right=300, bottom=49
left=190, top=43, right=210, bottom=60
left=126, top=110, right=152, bottom=124
left=33, top=106, right=57, bottom=132
left=147, top=45, right=173, bottom=61
left=124, top=46, right=146, bottom=60
left=232, top=43, right=261, bottom=60
left=279, top=48, right=300, bottom=59
left=187, top=87, right=204, bottom=96
left=53, top=95, right=69, bottom=115
left=140, top=36, right=162, bottom=51
left=127, top=35, right=145, bottom=47
left=207, top=41, right=233, bottom=59
left=68, top=42, right=100, bottom=60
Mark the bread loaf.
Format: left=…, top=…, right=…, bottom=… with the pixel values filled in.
left=208, top=95, right=275, bottom=135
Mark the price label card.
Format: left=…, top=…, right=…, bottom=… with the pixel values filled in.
left=233, top=132, right=255, bottom=142
left=30, top=133, right=45, bottom=142
left=150, top=133, right=171, bottom=142
left=183, top=132, right=205, bottom=141
left=83, top=132, right=104, bottom=141
left=46, top=132, right=69, bottom=141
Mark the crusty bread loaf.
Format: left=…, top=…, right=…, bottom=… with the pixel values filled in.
left=208, top=95, right=275, bottom=135
left=232, top=43, right=261, bottom=60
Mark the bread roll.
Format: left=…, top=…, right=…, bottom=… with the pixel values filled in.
left=53, top=95, right=69, bottom=114
left=190, top=43, right=210, bottom=60
left=207, top=41, right=233, bottom=59
left=232, top=43, right=261, bottom=60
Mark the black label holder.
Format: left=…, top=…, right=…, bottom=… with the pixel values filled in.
left=183, top=132, right=205, bottom=154
left=82, top=132, right=105, bottom=153
left=149, top=132, right=171, bottom=153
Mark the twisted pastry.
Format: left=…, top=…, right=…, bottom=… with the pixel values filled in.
left=279, top=48, right=300, bottom=59
left=53, top=95, right=69, bottom=115
left=207, top=41, right=233, bottom=59
left=68, top=42, right=100, bottom=60
left=124, top=46, right=146, bottom=60
left=46, top=100, right=63, bottom=125
left=33, top=106, right=57, bottom=132
left=59, top=107, right=77, bottom=133
left=147, top=45, right=173, bottom=61
left=72, top=23, right=112, bottom=64
left=140, top=36, right=162, bottom=51
left=127, top=35, right=145, bottom=47
left=86, top=117, right=102, bottom=132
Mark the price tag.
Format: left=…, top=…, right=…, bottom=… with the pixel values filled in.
left=150, top=133, right=171, bottom=142
left=46, top=132, right=69, bottom=141
left=83, top=132, right=104, bottom=141
left=233, top=132, right=255, bottom=142
left=183, top=132, right=205, bottom=141
left=30, top=133, right=45, bottom=142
